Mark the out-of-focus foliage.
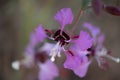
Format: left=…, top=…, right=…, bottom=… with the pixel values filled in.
left=81, top=0, right=91, bottom=9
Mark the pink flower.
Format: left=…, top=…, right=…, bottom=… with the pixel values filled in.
left=63, top=30, right=93, bottom=77
left=25, top=24, right=47, bottom=55
left=73, top=56, right=91, bottom=78
left=48, top=8, right=73, bottom=61
left=14, top=42, right=59, bottom=80
left=96, top=33, right=105, bottom=50
left=64, top=51, right=81, bottom=70
left=35, top=24, right=47, bottom=42
left=64, top=45, right=91, bottom=77
left=49, top=30, right=71, bottom=61
left=83, top=22, right=100, bottom=40
left=29, top=32, right=39, bottom=46
left=74, top=31, right=93, bottom=50
left=38, top=60, right=59, bottom=80
left=83, top=22, right=120, bottom=70
left=54, top=8, right=74, bottom=31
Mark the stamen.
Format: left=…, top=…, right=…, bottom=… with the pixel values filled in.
left=51, top=56, right=55, bottom=62
left=96, top=48, right=107, bottom=57
left=50, top=42, right=61, bottom=62
left=105, top=55, right=120, bottom=63
left=62, top=47, right=67, bottom=52
left=96, top=48, right=120, bottom=63
left=95, top=56, right=101, bottom=67
left=11, top=61, right=20, bottom=70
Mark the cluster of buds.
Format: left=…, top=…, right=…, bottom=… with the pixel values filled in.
left=91, top=0, right=120, bottom=16
left=12, top=7, right=120, bottom=80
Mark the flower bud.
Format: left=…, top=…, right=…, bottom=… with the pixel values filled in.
left=92, top=0, right=103, bottom=16
left=104, top=5, right=120, bottom=16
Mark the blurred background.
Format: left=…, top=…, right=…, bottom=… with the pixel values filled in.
left=0, top=0, right=120, bottom=80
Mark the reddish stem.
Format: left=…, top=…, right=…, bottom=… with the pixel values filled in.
left=70, top=9, right=83, bottom=36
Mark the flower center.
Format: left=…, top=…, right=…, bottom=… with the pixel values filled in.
left=50, top=42, right=61, bottom=61
left=53, top=29, right=70, bottom=46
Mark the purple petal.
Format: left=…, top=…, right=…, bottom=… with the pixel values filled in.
left=35, top=24, right=47, bottom=42
left=96, top=34, right=105, bottom=50
left=64, top=52, right=81, bottom=70
left=54, top=8, right=74, bottom=31
left=25, top=44, right=35, bottom=55
left=70, top=44, right=90, bottom=56
left=73, top=59, right=91, bottom=78
left=83, top=22, right=100, bottom=38
left=98, top=34, right=105, bottom=44
left=22, top=48, right=35, bottom=68
left=29, top=32, right=38, bottom=46
left=75, top=31, right=93, bottom=50
left=64, top=49, right=90, bottom=78
left=40, top=43, right=55, bottom=55
left=38, top=60, right=59, bottom=80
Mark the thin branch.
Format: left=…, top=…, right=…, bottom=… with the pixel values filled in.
left=70, top=9, right=83, bottom=36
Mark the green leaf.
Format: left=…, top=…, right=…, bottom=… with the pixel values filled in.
left=81, top=0, right=91, bottom=10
